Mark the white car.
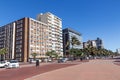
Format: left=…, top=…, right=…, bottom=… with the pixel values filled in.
left=29, top=59, right=42, bottom=63
left=0, top=61, right=6, bottom=68
left=0, top=61, right=9, bottom=68
left=44, top=58, right=52, bottom=62
left=6, top=60, right=19, bottom=68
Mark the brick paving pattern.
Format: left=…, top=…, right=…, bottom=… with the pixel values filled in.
left=26, top=60, right=120, bottom=80
left=0, top=60, right=120, bottom=80
left=0, top=63, right=77, bottom=80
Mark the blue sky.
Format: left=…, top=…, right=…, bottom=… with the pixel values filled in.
left=0, top=0, right=120, bottom=51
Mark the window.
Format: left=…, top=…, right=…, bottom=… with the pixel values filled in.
left=16, top=36, right=22, bottom=40
left=16, top=40, right=22, bottom=44
left=17, top=28, right=22, bottom=32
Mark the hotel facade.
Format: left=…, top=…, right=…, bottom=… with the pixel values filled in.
left=37, top=12, right=63, bottom=55
left=0, top=12, right=63, bottom=62
left=62, top=28, right=82, bottom=56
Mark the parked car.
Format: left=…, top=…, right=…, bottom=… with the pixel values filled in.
left=62, top=58, right=68, bottom=62
left=58, top=58, right=68, bottom=63
left=6, top=60, right=19, bottom=68
left=0, top=61, right=9, bottom=68
left=44, top=58, right=52, bottom=62
left=29, top=59, right=42, bottom=63
left=48, top=58, right=52, bottom=62
left=0, top=61, right=6, bottom=68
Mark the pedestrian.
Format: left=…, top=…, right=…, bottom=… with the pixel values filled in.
left=36, top=59, right=39, bottom=67
left=80, top=57, right=83, bottom=61
left=29, top=59, right=32, bottom=64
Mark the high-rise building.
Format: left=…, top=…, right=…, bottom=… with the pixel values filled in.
left=96, top=37, right=103, bottom=49
left=62, top=28, right=82, bottom=56
left=0, top=12, right=63, bottom=62
left=37, top=12, right=63, bottom=56
left=0, top=17, right=49, bottom=62
left=83, top=37, right=104, bottom=49
left=116, top=48, right=120, bottom=54
left=0, top=22, right=16, bottom=60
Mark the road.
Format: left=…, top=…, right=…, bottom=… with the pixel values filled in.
left=25, top=60, right=120, bottom=80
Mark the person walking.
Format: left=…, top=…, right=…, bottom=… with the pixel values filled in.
left=29, top=59, right=32, bottom=64
left=36, top=59, right=39, bottom=67
left=80, top=57, right=83, bottom=61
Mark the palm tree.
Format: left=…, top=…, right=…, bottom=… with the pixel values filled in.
left=65, top=41, right=70, bottom=57
left=69, top=48, right=78, bottom=57
left=83, top=48, right=89, bottom=57
left=31, top=53, right=38, bottom=60
left=70, top=36, right=81, bottom=60
left=46, top=50, right=58, bottom=60
left=90, top=47, right=98, bottom=58
left=71, top=36, right=81, bottom=49
left=0, top=48, right=7, bottom=61
left=54, top=53, right=59, bottom=59
left=76, top=49, right=84, bottom=60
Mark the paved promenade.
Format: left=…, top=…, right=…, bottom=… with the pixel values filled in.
left=26, top=60, right=120, bottom=80
left=0, top=63, right=77, bottom=80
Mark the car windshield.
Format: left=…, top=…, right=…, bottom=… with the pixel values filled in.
left=10, top=60, right=18, bottom=63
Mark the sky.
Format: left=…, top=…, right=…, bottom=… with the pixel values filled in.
left=0, top=0, right=120, bottom=52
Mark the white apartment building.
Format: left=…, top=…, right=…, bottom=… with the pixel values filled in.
left=37, top=12, right=63, bottom=56
left=116, top=48, right=120, bottom=54
left=29, top=18, right=49, bottom=59
left=91, top=40, right=97, bottom=47
left=83, top=38, right=104, bottom=49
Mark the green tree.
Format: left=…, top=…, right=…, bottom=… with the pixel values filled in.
left=90, top=47, right=98, bottom=58
left=71, top=36, right=81, bottom=49
left=64, top=41, right=70, bottom=57
left=83, top=44, right=114, bottom=59
left=46, top=50, right=58, bottom=60
left=76, top=49, right=84, bottom=59
left=31, top=53, right=38, bottom=60
left=0, top=48, right=7, bottom=61
left=54, top=53, right=59, bottom=59
left=70, top=36, right=81, bottom=59
left=83, top=48, right=90, bottom=57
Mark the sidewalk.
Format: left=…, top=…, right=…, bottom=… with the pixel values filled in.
left=20, top=60, right=88, bottom=68
left=25, top=60, right=120, bottom=80
left=0, top=62, right=54, bottom=71
left=0, top=60, right=81, bottom=80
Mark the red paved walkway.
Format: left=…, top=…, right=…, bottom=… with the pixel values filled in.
left=25, top=60, right=120, bottom=80
left=0, top=63, right=77, bottom=80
